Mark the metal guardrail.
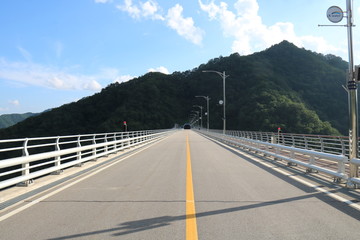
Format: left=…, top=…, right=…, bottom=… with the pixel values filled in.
left=350, top=158, right=360, bottom=185
left=0, top=129, right=174, bottom=190
left=199, top=130, right=359, bottom=187
left=222, top=130, right=350, bottom=156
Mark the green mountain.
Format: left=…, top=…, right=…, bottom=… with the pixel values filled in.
left=0, top=41, right=349, bottom=139
left=0, top=112, right=38, bottom=129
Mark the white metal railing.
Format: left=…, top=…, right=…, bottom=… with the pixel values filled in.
left=198, top=130, right=359, bottom=187
left=349, top=158, right=360, bottom=185
left=223, top=130, right=349, bottom=156
left=0, top=129, right=174, bottom=190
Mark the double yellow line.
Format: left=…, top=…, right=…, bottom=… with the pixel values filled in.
left=186, top=134, right=198, bottom=240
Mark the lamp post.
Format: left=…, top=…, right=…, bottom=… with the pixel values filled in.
left=322, top=1, right=359, bottom=183
left=345, top=0, right=359, bottom=181
left=193, top=105, right=203, bottom=129
left=191, top=110, right=200, bottom=128
left=202, top=70, right=229, bottom=134
left=189, top=114, right=197, bottom=127
left=195, top=96, right=210, bottom=131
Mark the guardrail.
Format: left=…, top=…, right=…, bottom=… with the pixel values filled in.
left=350, top=158, right=360, bottom=185
left=199, top=130, right=359, bottom=187
left=0, top=129, right=174, bottom=190
left=222, top=130, right=350, bottom=156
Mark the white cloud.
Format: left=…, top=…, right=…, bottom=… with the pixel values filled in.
left=199, top=0, right=342, bottom=56
left=95, top=0, right=112, bottom=3
left=116, top=1, right=203, bottom=44
left=97, top=68, right=136, bottom=84
left=118, top=0, right=141, bottom=18
left=83, top=80, right=103, bottom=91
left=148, top=66, right=169, bottom=74
left=166, top=4, right=204, bottom=45
left=114, top=75, right=136, bottom=83
left=234, top=0, right=258, bottom=17
left=9, top=100, right=20, bottom=106
left=0, top=58, right=104, bottom=91
left=142, top=1, right=163, bottom=20
left=117, top=0, right=164, bottom=20
left=48, top=77, right=66, bottom=89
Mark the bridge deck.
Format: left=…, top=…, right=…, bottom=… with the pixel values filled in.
left=0, top=131, right=359, bottom=239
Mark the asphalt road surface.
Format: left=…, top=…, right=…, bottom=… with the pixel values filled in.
left=0, top=131, right=359, bottom=240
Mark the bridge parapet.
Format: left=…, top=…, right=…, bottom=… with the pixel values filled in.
left=350, top=158, right=360, bottom=185
left=0, top=129, right=174, bottom=190
left=198, top=129, right=359, bottom=188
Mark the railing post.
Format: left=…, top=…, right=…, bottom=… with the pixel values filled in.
left=336, top=159, right=347, bottom=183
left=113, top=133, right=117, bottom=151
left=116, top=133, right=121, bottom=150
left=292, top=135, right=295, bottom=147
left=92, top=134, right=97, bottom=161
left=340, top=137, right=346, bottom=156
left=274, top=146, right=279, bottom=161
left=286, top=150, right=297, bottom=167
left=52, top=137, right=63, bottom=175
left=271, top=133, right=276, bottom=144
left=18, top=138, right=33, bottom=186
left=105, top=134, right=108, bottom=154
left=320, top=137, right=324, bottom=152
left=126, top=132, right=130, bottom=148
left=121, top=132, right=124, bottom=150
left=75, top=135, right=83, bottom=167
left=306, top=155, right=318, bottom=173
left=77, top=135, right=81, bottom=160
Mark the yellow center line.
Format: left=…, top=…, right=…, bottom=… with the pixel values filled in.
left=186, top=134, right=198, bottom=240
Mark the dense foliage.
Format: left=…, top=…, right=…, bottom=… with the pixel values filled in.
left=0, top=41, right=348, bottom=139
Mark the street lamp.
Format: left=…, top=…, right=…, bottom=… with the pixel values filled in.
left=202, top=70, right=229, bottom=134
left=191, top=110, right=200, bottom=128
left=344, top=0, right=359, bottom=182
left=193, top=105, right=203, bottom=129
left=195, top=96, right=210, bottom=131
left=320, top=0, right=359, bottom=184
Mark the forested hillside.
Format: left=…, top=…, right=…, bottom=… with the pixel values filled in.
left=0, top=41, right=348, bottom=139
left=0, top=112, right=38, bottom=129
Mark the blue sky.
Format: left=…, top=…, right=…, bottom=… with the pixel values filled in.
left=0, top=0, right=358, bottom=114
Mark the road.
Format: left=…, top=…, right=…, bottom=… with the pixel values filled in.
left=0, top=131, right=359, bottom=239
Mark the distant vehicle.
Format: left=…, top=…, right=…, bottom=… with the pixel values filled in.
left=183, top=123, right=191, bottom=129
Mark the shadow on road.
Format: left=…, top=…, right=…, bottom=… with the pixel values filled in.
left=48, top=189, right=358, bottom=239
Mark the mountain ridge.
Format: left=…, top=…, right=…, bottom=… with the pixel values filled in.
left=0, top=41, right=348, bottom=139
left=0, top=112, right=39, bottom=129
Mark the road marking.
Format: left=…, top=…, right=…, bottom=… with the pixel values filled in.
left=186, top=134, right=199, bottom=240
